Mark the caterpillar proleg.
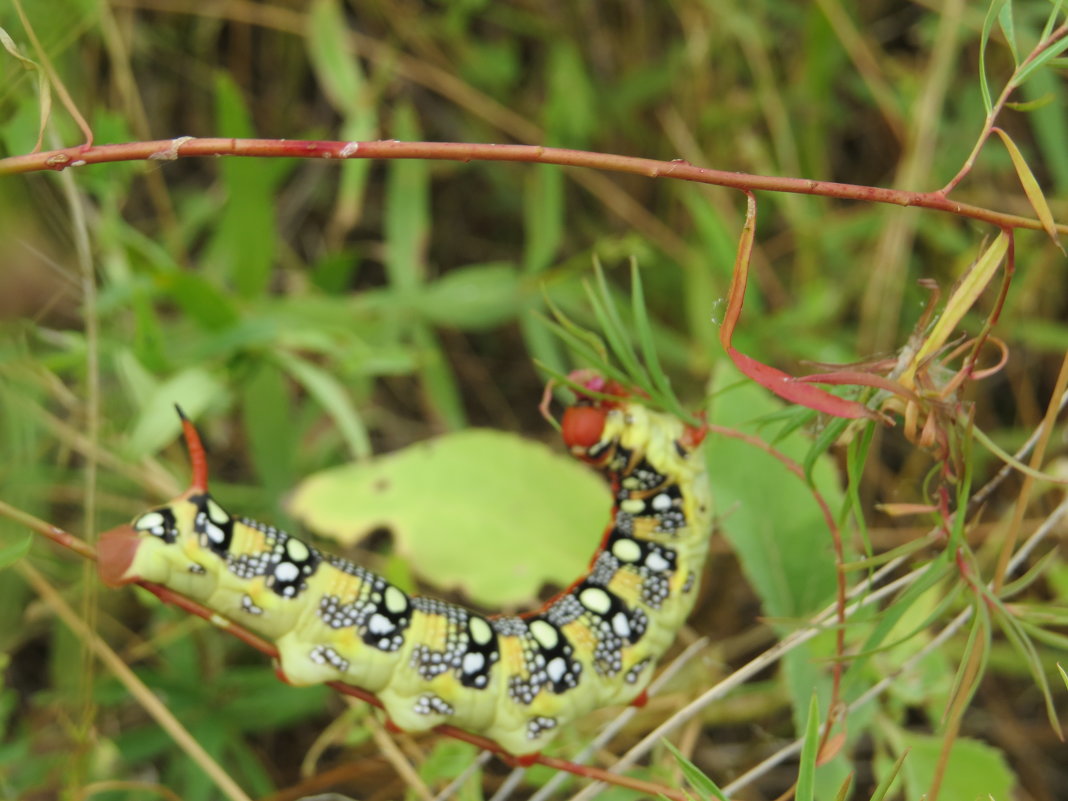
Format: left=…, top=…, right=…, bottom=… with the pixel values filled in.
left=98, top=379, right=713, bottom=756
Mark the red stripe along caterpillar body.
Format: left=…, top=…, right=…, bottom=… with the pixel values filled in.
left=98, top=379, right=713, bottom=756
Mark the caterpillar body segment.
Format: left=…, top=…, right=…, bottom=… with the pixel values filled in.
left=98, top=384, right=714, bottom=756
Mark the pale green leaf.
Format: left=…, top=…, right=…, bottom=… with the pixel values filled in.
left=706, top=361, right=843, bottom=620
left=416, top=263, right=524, bottom=330
left=903, top=232, right=1009, bottom=386
left=898, top=733, right=1015, bottom=801
left=307, top=0, right=364, bottom=115
left=992, top=128, right=1063, bottom=250
left=287, top=430, right=609, bottom=607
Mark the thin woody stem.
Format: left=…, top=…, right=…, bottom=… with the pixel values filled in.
left=941, top=22, right=1068, bottom=195
left=0, top=137, right=1063, bottom=235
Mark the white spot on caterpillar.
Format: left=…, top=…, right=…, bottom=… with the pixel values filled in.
left=645, top=551, right=670, bottom=572
left=546, top=657, right=567, bottom=683
left=384, top=586, right=407, bottom=614
left=469, top=617, right=493, bottom=645
left=612, top=612, right=631, bottom=638
left=241, top=595, right=264, bottom=615
left=579, top=587, right=611, bottom=615
left=620, top=499, right=646, bottom=514
left=206, top=498, right=229, bottom=525
left=286, top=539, right=310, bottom=561
left=275, top=562, right=299, bottom=582
left=622, top=477, right=641, bottom=489
left=611, top=538, right=642, bottom=563
left=134, top=512, right=164, bottom=530
left=529, top=620, right=558, bottom=650
left=651, top=493, right=673, bottom=511
left=205, top=522, right=226, bottom=544
left=368, top=613, right=394, bottom=634
left=462, top=652, right=485, bottom=675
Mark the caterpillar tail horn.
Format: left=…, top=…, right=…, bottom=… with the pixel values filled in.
left=176, top=405, right=210, bottom=492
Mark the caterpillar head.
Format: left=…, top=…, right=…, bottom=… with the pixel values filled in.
left=558, top=372, right=709, bottom=464
left=559, top=372, right=629, bottom=462
left=98, top=409, right=214, bottom=589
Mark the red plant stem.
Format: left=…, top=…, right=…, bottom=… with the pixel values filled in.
left=3, top=500, right=688, bottom=800
left=0, top=137, right=1063, bottom=235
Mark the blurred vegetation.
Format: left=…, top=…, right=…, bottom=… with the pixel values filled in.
left=0, top=1, right=1066, bottom=800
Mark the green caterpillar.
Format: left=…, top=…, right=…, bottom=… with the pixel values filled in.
left=99, top=377, right=713, bottom=756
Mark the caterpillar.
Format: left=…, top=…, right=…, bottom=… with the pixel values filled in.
left=98, top=377, right=713, bottom=757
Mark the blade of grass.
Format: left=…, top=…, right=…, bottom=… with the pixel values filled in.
left=585, top=260, right=648, bottom=388
left=273, top=350, right=370, bottom=460
left=988, top=595, right=1063, bottom=737
left=795, top=693, right=821, bottom=801
left=662, top=740, right=729, bottom=801
left=869, top=749, right=908, bottom=801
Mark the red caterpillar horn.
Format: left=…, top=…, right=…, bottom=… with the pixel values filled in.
left=176, top=405, right=210, bottom=492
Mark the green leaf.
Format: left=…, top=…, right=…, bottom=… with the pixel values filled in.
left=544, top=43, right=595, bottom=147
left=307, top=0, right=363, bottom=115
left=992, top=129, right=1062, bottom=250
left=997, top=0, right=1018, bottom=67
left=308, top=0, right=376, bottom=236
left=273, top=350, right=370, bottom=460
left=662, top=739, right=729, bottom=801
left=287, top=429, right=609, bottom=607
left=898, top=733, right=1015, bottom=801
left=795, top=693, right=820, bottom=801
left=241, top=362, right=296, bottom=497
left=979, top=0, right=1008, bottom=114
left=124, top=368, right=228, bottom=459
left=385, top=103, right=429, bottom=293
left=706, top=361, right=843, bottom=620
left=0, top=531, right=31, bottom=569
left=155, top=268, right=239, bottom=331
left=205, top=72, right=286, bottom=298
left=417, top=263, right=524, bottom=330
left=1013, top=28, right=1068, bottom=86
left=522, top=166, right=564, bottom=275
left=869, top=749, right=908, bottom=801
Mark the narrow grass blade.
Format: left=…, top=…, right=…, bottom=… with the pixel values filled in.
left=273, top=351, right=370, bottom=460
left=869, top=749, right=908, bottom=801
left=662, top=740, right=729, bottom=801
left=795, top=693, right=821, bottom=801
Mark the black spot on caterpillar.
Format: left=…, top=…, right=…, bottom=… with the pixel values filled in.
left=98, top=378, right=714, bottom=756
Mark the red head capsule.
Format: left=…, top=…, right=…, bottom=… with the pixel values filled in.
left=561, top=405, right=607, bottom=450
left=97, top=523, right=142, bottom=587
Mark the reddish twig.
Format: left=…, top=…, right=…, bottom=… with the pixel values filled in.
left=0, top=137, right=1064, bottom=235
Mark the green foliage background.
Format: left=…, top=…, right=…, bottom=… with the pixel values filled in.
left=0, top=1, right=1066, bottom=800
